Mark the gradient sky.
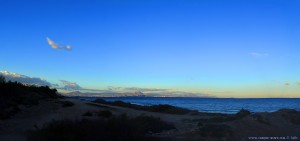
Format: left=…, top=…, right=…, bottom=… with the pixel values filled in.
left=1, top=0, right=300, bottom=98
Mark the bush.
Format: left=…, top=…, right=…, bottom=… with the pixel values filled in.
left=0, top=75, right=5, bottom=84
left=277, top=109, right=300, bottom=124
left=196, top=109, right=251, bottom=126
left=93, top=99, right=107, bottom=104
left=130, top=115, right=175, bottom=134
left=27, top=115, right=175, bottom=141
left=93, top=99, right=192, bottom=115
left=235, top=109, right=251, bottom=118
left=82, top=111, right=93, bottom=117
left=256, top=114, right=270, bottom=125
left=198, top=123, right=233, bottom=139
left=97, top=110, right=112, bottom=118
left=61, top=101, right=75, bottom=107
left=147, top=104, right=191, bottom=115
left=0, top=80, right=62, bottom=119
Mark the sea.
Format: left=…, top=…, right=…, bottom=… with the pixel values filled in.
left=71, top=97, right=300, bottom=114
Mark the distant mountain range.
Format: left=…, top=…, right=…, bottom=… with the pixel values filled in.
left=61, top=90, right=212, bottom=98
left=62, top=91, right=147, bottom=97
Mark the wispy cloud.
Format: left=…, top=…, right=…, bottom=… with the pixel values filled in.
left=107, top=86, right=169, bottom=93
left=47, top=37, right=72, bottom=51
left=64, top=88, right=212, bottom=98
left=104, top=86, right=211, bottom=97
left=249, top=52, right=269, bottom=58
left=0, top=70, right=52, bottom=86
left=60, top=80, right=81, bottom=90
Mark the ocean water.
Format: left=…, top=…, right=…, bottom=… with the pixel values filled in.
left=75, top=97, right=300, bottom=114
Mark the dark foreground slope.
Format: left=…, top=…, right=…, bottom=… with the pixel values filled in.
left=27, top=99, right=300, bottom=141
left=0, top=76, right=299, bottom=141
left=0, top=76, right=62, bottom=119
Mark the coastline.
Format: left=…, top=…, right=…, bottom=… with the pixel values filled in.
left=0, top=97, right=299, bottom=141
left=68, top=96, right=300, bottom=114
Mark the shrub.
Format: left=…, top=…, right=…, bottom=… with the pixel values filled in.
left=82, top=111, right=93, bottom=117
left=235, top=109, right=251, bottom=118
left=93, top=99, right=192, bottom=115
left=97, top=110, right=112, bottom=118
left=147, top=104, right=191, bottom=114
left=93, top=99, right=107, bottom=104
left=0, top=81, right=62, bottom=119
left=255, top=114, right=270, bottom=125
left=277, top=109, right=300, bottom=124
left=27, top=115, right=175, bottom=141
left=131, top=115, right=175, bottom=134
left=196, top=109, right=251, bottom=126
left=198, top=123, right=233, bottom=139
left=0, top=75, right=5, bottom=84
left=61, top=101, right=75, bottom=107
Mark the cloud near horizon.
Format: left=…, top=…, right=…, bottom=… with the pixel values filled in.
left=47, top=37, right=72, bottom=51
left=104, top=86, right=210, bottom=97
left=60, top=80, right=81, bottom=90
left=0, top=70, right=85, bottom=91
left=0, top=70, right=212, bottom=97
left=0, top=70, right=52, bottom=86
left=249, top=52, right=269, bottom=58
left=296, top=82, right=300, bottom=85
left=107, top=86, right=169, bottom=92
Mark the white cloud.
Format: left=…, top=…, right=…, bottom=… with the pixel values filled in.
left=47, top=37, right=72, bottom=51
left=63, top=88, right=211, bottom=98
left=0, top=70, right=52, bottom=86
left=249, top=52, right=269, bottom=58
left=60, top=80, right=81, bottom=90
left=107, top=86, right=168, bottom=93
left=104, top=86, right=211, bottom=97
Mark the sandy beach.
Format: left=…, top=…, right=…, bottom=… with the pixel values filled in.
left=0, top=98, right=299, bottom=141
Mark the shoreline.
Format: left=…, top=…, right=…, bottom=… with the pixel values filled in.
left=67, top=96, right=300, bottom=114
left=1, top=98, right=300, bottom=141
left=66, top=95, right=300, bottom=99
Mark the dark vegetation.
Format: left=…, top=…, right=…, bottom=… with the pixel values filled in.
left=198, top=123, right=234, bottom=140
left=235, top=109, right=251, bottom=118
left=277, top=109, right=300, bottom=125
left=61, top=100, right=75, bottom=107
left=97, top=110, right=112, bottom=118
left=0, top=75, right=62, bottom=119
left=93, top=99, right=191, bottom=115
left=82, top=110, right=112, bottom=118
left=82, top=111, right=93, bottom=117
left=197, top=109, right=251, bottom=124
left=250, top=113, right=271, bottom=125
left=196, top=109, right=251, bottom=140
left=27, top=114, right=175, bottom=141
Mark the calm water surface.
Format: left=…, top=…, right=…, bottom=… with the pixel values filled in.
left=74, top=97, right=300, bottom=114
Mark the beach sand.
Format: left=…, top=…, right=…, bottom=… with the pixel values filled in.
left=0, top=98, right=299, bottom=141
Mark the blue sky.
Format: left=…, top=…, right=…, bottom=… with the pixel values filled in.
left=0, top=0, right=300, bottom=97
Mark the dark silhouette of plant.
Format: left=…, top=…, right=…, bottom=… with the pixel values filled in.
left=277, top=109, right=300, bottom=124
left=198, top=123, right=234, bottom=140
left=97, top=110, right=112, bottom=118
left=93, top=99, right=191, bottom=115
left=82, top=111, right=93, bottom=116
left=0, top=75, right=5, bottom=84
left=27, top=115, right=175, bottom=141
left=0, top=78, right=62, bottom=119
left=235, top=109, right=251, bottom=118
left=196, top=109, right=251, bottom=140
left=61, top=101, right=74, bottom=107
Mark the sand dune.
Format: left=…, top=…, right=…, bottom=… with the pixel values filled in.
left=0, top=98, right=299, bottom=141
